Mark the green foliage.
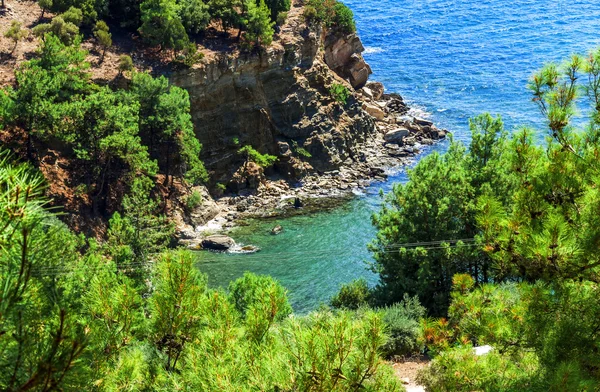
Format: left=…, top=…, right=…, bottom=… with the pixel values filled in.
left=130, top=71, right=208, bottom=185
left=150, top=249, right=207, bottom=371
left=333, top=1, right=355, bottom=33
left=0, top=158, right=403, bottom=391
left=305, top=0, right=354, bottom=33
left=118, top=54, right=134, bottom=75
left=178, top=0, right=210, bottom=34
left=139, top=0, right=189, bottom=52
left=380, top=294, right=426, bottom=357
left=330, top=277, right=371, bottom=310
left=329, top=82, right=350, bottom=104
left=38, top=0, right=53, bottom=19
left=185, top=189, right=203, bottom=210
left=93, top=20, right=112, bottom=61
left=370, top=113, right=511, bottom=315
left=4, top=21, right=28, bottom=54
left=263, top=0, right=289, bottom=22
left=417, top=345, right=541, bottom=392
left=243, top=0, right=275, bottom=48
left=208, top=0, right=239, bottom=32
left=228, top=272, right=292, bottom=321
left=305, top=0, right=335, bottom=25
left=238, top=144, right=278, bottom=167
left=49, top=0, right=107, bottom=24
left=0, top=152, right=92, bottom=390
left=33, top=15, right=81, bottom=45
left=276, top=10, right=287, bottom=25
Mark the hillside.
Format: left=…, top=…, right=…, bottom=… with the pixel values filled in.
left=0, top=0, right=447, bottom=240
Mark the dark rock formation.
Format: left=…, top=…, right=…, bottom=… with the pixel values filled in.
left=201, top=235, right=236, bottom=250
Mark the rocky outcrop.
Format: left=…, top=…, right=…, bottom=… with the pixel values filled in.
left=323, top=32, right=372, bottom=88
left=167, top=1, right=448, bottom=243
left=168, top=2, right=378, bottom=188
left=201, top=235, right=236, bottom=250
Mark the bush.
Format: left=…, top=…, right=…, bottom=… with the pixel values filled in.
left=330, top=278, right=371, bottom=310
left=228, top=272, right=292, bottom=321
left=333, top=2, right=355, bottom=33
left=380, top=294, right=426, bottom=357
left=276, top=10, right=287, bottom=26
left=329, top=82, right=350, bottom=104
left=118, top=54, right=134, bottom=74
left=417, top=346, right=540, bottom=392
left=238, top=145, right=278, bottom=168
left=185, top=190, right=203, bottom=210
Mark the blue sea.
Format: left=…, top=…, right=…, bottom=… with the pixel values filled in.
left=198, top=0, right=600, bottom=312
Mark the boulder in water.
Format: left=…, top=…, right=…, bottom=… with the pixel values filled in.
left=271, top=225, right=283, bottom=235
left=384, top=128, right=410, bottom=145
left=201, top=235, right=235, bottom=251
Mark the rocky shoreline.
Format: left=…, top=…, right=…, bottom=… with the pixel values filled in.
left=177, top=83, right=448, bottom=250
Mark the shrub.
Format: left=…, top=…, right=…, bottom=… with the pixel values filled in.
left=302, top=4, right=318, bottom=21
left=238, top=145, right=278, bottom=168
left=4, top=21, right=28, bottom=54
left=333, top=2, right=355, bottom=33
left=93, top=20, right=112, bottom=61
left=331, top=278, right=371, bottom=310
left=118, top=54, right=134, bottom=75
left=329, top=82, right=350, bottom=104
left=380, top=294, right=426, bottom=357
left=276, top=10, right=287, bottom=26
left=185, top=190, right=203, bottom=210
left=228, top=272, right=292, bottom=322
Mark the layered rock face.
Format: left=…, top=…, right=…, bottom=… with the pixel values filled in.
left=169, top=3, right=375, bottom=188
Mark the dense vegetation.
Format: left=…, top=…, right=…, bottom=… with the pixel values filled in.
left=0, top=153, right=405, bottom=390
left=359, top=50, right=600, bottom=389
left=0, top=35, right=206, bottom=220
left=20, top=0, right=355, bottom=56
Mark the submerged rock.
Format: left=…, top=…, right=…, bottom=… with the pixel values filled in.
left=201, top=235, right=236, bottom=251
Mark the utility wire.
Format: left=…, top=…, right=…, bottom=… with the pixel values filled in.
left=19, top=238, right=480, bottom=277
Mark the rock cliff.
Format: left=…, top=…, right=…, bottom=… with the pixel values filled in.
left=169, top=1, right=374, bottom=190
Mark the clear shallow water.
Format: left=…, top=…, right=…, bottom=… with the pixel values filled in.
left=198, top=0, right=600, bottom=313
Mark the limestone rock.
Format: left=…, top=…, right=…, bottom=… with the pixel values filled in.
left=324, top=32, right=372, bottom=89
left=201, top=235, right=236, bottom=251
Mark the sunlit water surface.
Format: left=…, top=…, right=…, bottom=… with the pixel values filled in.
left=198, top=0, right=600, bottom=313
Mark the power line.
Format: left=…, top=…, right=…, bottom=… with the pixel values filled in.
left=16, top=238, right=480, bottom=277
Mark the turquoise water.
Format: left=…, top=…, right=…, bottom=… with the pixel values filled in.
left=198, top=0, right=600, bottom=313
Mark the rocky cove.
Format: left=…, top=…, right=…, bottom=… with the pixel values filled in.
left=169, top=0, right=448, bottom=249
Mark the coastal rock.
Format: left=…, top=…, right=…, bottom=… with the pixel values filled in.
left=362, top=103, right=386, bottom=120
left=229, top=162, right=265, bottom=192
left=188, top=186, right=220, bottom=227
left=201, top=235, right=236, bottom=251
left=360, top=86, right=374, bottom=99
left=271, top=225, right=283, bottom=235
left=324, top=32, right=372, bottom=88
left=414, top=117, right=433, bottom=127
left=365, top=81, right=384, bottom=100
left=384, top=128, right=410, bottom=144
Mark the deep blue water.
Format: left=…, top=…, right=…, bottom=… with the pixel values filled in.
left=198, top=0, right=600, bottom=313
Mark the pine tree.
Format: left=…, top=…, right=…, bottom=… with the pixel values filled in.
left=4, top=21, right=28, bottom=55
left=244, top=0, right=275, bottom=48
left=139, top=0, right=189, bottom=53
left=93, top=20, right=112, bottom=62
